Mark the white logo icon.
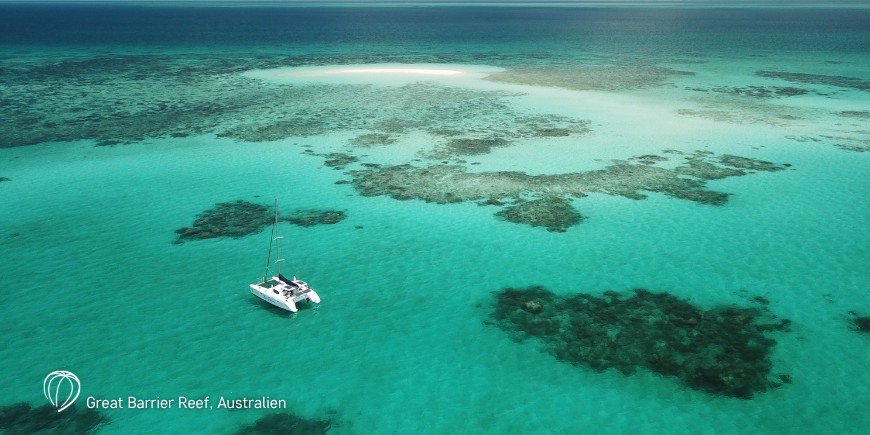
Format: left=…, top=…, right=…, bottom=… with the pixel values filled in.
left=43, top=371, right=80, bottom=412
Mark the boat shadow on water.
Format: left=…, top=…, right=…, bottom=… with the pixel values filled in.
left=247, top=297, right=319, bottom=318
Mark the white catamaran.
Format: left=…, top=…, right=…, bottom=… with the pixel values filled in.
left=249, top=200, right=320, bottom=312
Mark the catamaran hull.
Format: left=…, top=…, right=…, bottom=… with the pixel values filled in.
left=249, top=285, right=319, bottom=313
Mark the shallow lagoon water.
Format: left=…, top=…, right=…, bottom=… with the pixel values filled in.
left=1, top=3, right=869, bottom=434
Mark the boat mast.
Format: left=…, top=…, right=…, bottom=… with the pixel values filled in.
left=273, top=198, right=284, bottom=275
left=263, top=203, right=275, bottom=282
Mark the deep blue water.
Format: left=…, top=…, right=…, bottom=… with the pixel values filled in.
left=1, top=4, right=868, bottom=54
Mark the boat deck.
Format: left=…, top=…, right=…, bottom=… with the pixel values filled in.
left=256, top=280, right=280, bottom=289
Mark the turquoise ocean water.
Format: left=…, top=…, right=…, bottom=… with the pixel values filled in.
left=0, top=2, right=868, bottom=434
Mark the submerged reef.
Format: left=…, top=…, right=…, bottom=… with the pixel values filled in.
left=495, top=197, right=583, bottom=232
left=837, top=110, right=870, bottom=119
left=679, top=84, right=815, bottom=127
left=0, top=54, right=592, bottom=149
left=350, top=133, right=397, bottom=147
left=630, top=155, right=668, bottom=165
left=706, top=86, right=809, bottom=98
left=755, top=70, right=870, bottom=91
left=174, top=201, right=273, bottom=243
left=787, top=133, right=870, bottom=152
left=443, top=137, right=510, bottom=156
left=674, top=152, right=747, bottom=180
left=0, top=402, right=109, bottom=434
left=348, top=151, right=787, bottom=231
left=174, top=201, right=346, bottom=243
left=719, top=154, right=789, bottom=171
left=819, top=135, right=869, bottom=153
left=486, top=63, right=695, bottom=91
left=676, top=104, right=802, bottom=126
left=284, top=210, right=347, bottom=227
left=208, top=82, right=591, bottom=157
left=490, top=286, right=791, bottom=399
left=322, top=153, right=358, bottom=170
left=0, top=177, right=9, bottom=182
left=235, top=412, right=332, bottom=435
left=847, top=312, right=870, bottom=333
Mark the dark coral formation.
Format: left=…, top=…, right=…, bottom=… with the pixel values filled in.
left=707, top=86, right=809, bottom=98
left=837, top=110, right=870, bottom=119
left=0, top=402, right=109, bottom=434
left=630, top=155, right=669, bottom=165
left=755, top=70, right=870, bottom=91
left=350, top=133, right=397, bottom=147
left=235, top=412, right=332, bottom=435
left=820, top=135, right=869, bottom=153
left=674, top=151, right=746, bottom=180
left=284, top=210, right=347, bottom=227
left=719, top=154, right=789, bottom=171
left=444, top=138, right=510, bottom=156
left=175, top=200, right=272, bottom=243
left=349, top=151, right=787, bottom=231
left=752, top=296, right=770, bottom=305
left=174, top=201, right=346, bottom=243
left=322, top=153, right=358, bottom=169
left=495, top=197, right=582, bottom=232
left=490, top=286, right=791, bottom=399
left=787, top=133, right=870, bottom=152
left=0, top=177, right=9, bottom=182
left=847, top=312, right=870, bottom=333
left=424, top=115, right=590, bottom=158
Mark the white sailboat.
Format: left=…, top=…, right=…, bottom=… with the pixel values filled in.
left=249, top=199, right=320, bottom=312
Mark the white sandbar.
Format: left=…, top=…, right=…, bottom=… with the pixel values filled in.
left=325, top=67, right=466, bottom=76
left=244, top=63, right=503, bottom=86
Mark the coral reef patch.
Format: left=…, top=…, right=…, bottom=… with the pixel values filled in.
left=837, top=110, right=870, bottom=119
left=322, top=153, right=358, bottom=169
left=630, top=155, right=669, bottom=165
left=174, top=201, right=346, bottom=243
left=847, top=312, right=870, bottom=333
left=235, top=412, right=332, bottom=435
left=855, top=317, right=870, bottom=333
left=495, top=197, right=583, bottom=232
left=755, top=70, right=870, bottom=91
left=0, top=177, right=9, bottom=182
left=284, top=210, right=347, bottom=227
left=348, top=151, right=787, bottom=231
left=174, top=201, right=273, bottom=243
left=350, top=133, right=397, bottom=147
left=0, top=54, right=594, bottom=149
left=489, top=286, right=791, bottom=399
left=787, top=133, right=870, bottom=152
left=718, top=154, right=789, bottom=171
left=486, top=64, right=695, bottom=91
left=702, top=86, right=810, bottom=98
left=676, top=107, right=801, bottom=126
left=444, top=137, right=510, bottom=156
left=0, top=402, right=109, bottom=434
left=674, top=152, right=747, bottom=180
